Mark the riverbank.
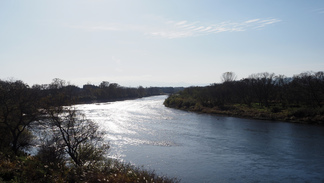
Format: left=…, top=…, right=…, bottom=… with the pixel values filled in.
left=75, top=95, right=324, bottom=183
left=163, top=96, right=324, bottom=125
left=163, top=71, right=324, bottom=125
left=0, top=152, right=179, bottom=183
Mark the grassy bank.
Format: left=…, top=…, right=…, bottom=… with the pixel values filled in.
left=164, top=94, right=324, bottom=124
left=164, top=71, right=324, bottom=124
left=0, top=152, right=179, bottom=183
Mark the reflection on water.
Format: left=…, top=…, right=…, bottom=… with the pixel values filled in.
left=74, top=95, right=324, bottom=183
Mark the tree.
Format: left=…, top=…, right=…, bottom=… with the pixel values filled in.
left=221, top=72, right=237, bottom=83
left=46, top=107, right=108, bottom=167
left=99, top=81, right=110, bottom=88
left=293, top=71, right=324, bottom=107
left=248, top=72, right=275, bottom=107
left=49, top=78, right=66, bottom=89
left=235, top=78, right=254, bottom=107
left=138, top=86, right=146, bottom=97
left=0, top=80, right=41, bottom=154
left=274, top=75, right=290, bottom=108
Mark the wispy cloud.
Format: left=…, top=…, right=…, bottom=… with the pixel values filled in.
left=245, top=19, right=260, bottom=23
left=69, top=18, right=281, bottom=39
left=150, top=18, right=281, bottom=38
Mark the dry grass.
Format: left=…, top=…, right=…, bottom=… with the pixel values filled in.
left=0, top=153, right=180, bottom=183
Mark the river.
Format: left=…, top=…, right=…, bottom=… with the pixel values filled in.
left=74, top=95, right=324, bottom=183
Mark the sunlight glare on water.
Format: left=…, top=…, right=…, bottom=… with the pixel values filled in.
left=74, top=95, right=324, bottom=183
left=74, top=97, right=179, bottom=156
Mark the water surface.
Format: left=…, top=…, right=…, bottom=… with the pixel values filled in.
left=75, top=95, right=324, bottom=183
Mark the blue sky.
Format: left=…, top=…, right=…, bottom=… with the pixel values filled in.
left=1, top=0, right=324, bottom=87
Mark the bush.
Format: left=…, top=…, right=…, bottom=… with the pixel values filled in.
left=36, top=139, right=65, bottom=171
left=290, top=108, right=315, bottom=118
left=271, top=106, right=282, bottom=113
left=0, top=152, right=180, bottom=183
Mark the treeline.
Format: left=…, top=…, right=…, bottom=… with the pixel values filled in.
left=0, top=78, right=180, bottom=182
left=164, top=71, right=324, bottom=124
left=31, top=78, right=183, bottom=105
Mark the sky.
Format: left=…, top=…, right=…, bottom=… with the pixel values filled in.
left=1, top=0, right=324, bottom=87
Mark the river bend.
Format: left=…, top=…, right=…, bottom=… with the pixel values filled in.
left=74, top=95, right=324, bottom=183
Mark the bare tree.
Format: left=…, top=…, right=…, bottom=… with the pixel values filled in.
left=46, top=107, right=108, bottom=167
left=0, top=80, right=41, bottom=154
left=99, top=81, right=110, bottom=88
left=50, top=78, right=66, bottom=89
left=221, top=72, right=237, bottom=83
left=248, top=72, right=275, bottom=107
left=293, top=71, right=324, bottom=107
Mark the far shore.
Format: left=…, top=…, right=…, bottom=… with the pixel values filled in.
left=164, top=104, right=324, bottom=125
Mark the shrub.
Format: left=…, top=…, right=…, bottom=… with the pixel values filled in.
left=271, top=106, right=282, bottom=113
left=290, top=108, right=315, bottom=118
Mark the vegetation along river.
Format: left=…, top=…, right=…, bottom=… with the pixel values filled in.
left=74, top=95, right=324, bottom=183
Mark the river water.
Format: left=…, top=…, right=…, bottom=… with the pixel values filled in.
left=74, top=95, right=324, bottom=183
